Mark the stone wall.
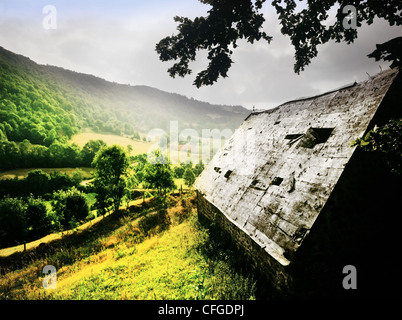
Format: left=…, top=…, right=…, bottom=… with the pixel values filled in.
left=197, top=191, right=292, bottom=294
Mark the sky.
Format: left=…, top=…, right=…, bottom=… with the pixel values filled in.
left=0, top=0, right=401, bottom=110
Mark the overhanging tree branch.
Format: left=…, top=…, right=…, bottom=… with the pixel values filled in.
left=156, top=0, right=402, bottom=87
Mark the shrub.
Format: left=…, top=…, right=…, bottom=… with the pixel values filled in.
left=138, top=211, right=171, bottom=237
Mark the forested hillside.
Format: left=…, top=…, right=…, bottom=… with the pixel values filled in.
left=0, top=46, right=249, bottom=171
left=0, top=46, right=249, bottom=137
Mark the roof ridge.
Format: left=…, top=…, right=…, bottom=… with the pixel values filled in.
left=249, top=69, right=399, bottom=118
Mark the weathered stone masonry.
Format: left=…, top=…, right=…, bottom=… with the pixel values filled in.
left=195, top=69, right=402, bottom=297
left=196, top=192, right=291, bottom=292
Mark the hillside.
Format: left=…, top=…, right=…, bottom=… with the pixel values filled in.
left=0, top=46, right=250, bottom=140
left=0, top=46, right=257, bottom=301
left=0, top=193, right=259, bottom=300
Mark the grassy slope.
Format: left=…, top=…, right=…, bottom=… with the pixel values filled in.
left=0, top=193, right=257, bottom=300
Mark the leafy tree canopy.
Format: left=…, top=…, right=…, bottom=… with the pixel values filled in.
left=26, top=196, right=52, bottom=239
left=368, top=36, right=402, bottom=69
left=92, top=145, right=129, bottom=185
left=92, top=145, right=129, bottom=213
left=183, top=167, right=196, bottom=187
left=52, top=187, right=90, bottom=229
left=156, top=0, right=402, bottom=87
left=352, top=118, right=402, bottom=175
left=144, top=151, right=176, bottom=197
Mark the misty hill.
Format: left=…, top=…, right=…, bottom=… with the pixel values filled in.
left=0, top=46, right=250, bottom=141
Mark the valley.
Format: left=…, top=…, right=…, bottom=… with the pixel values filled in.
left=0, top=46, right=257, bottom=301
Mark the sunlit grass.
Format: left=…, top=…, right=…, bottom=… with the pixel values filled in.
left=0, top=193, right=257, bottom=300
left=70, top=132, right=153, bottom=155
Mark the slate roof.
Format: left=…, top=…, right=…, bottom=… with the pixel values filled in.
left=195, top=69, right=399, bottom=266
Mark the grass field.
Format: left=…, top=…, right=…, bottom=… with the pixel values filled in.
left=71, top=131, right=225, bottom=165
left=0, top=193, right=258, bottom=300
left=70, top=132, right=153, bottom=155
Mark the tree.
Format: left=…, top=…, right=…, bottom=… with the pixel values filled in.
left=92, top=179, right=112, bottom=217
left=43, top=128, right=58, bottom=147
left=0, top=197, right=26, bottom=247
left=63, top=143, right=81, bottom=167
left=48, top=141, right=66, bottom=167
left=52, top=187, right=90, bottom=229
left=81, top=139, right=107, bottom=167
left=183, top=167, right=196, bottom=187
left=127, top=144, right=133, bottom=155
left=143, top=151, right=176, bottom=198
left=64, top=189, right=89, bottom=227
left=156, top=0, right=402, bottom=87
left=49, top=171, right=76, bottom=193
left=25, top=170, right=50, bottom=195
left=92, top=145, right=129, bottom=213
left=26, top=196, right=52, bottom=240
left=0, top=141, right=20, bottom=171
left=352, top=118, right=402, bottom=175
left=368, top=37, right=402, bottom=69
left=174, top=165, right=185, bottom=178
left=71, top=168, right=85, bottom=186
left=0, top=126, right=7, bottom=141
left=194, top=160, right=205, bottom=176
left=133, top=154, right=148, bottom=184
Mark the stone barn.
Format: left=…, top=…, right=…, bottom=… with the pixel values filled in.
left=194, top=69, right=402, bottom=299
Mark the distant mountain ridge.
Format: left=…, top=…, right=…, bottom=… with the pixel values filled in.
left=0, top=46, right=250, bottom=137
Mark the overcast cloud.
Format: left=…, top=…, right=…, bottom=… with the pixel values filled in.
left=0, top=0, right=401, bottom=110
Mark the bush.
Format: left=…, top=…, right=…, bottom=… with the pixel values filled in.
left=168, top=198, right=193, bottom=224
left=86, top=211, right=96, bottom=222
left=138, top=210, right=171, bottom=237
